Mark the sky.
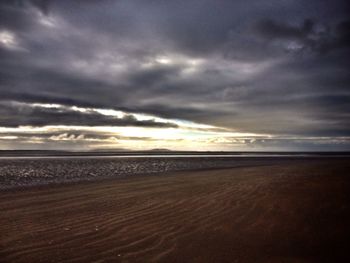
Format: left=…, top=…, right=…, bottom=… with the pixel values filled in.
left=0, top=0, right=349, bottom=151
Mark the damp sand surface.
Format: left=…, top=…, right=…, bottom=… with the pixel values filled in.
left=0, top=158, right=349, bottom=262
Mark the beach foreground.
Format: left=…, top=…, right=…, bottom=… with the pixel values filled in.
left=0, top=159, right=349, bottom=263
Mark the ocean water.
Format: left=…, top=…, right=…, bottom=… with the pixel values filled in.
left=0, top=155, right=342, bottom=189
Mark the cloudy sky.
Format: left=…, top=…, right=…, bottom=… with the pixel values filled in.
left=0, top=0, right=349, bottom=151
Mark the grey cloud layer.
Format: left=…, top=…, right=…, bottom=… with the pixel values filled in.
left=0, top=102, right=177, bottom=128
left=0, top=0, right=349, bottom=149
left=254, top=18, right=350, bottom=54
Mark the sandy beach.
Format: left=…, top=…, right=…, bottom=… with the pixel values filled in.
left=0, top=158, right=349, bottom=263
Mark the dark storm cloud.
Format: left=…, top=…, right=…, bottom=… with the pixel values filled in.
left=0, top=130, right=171, bottom=142
left=0, top=0, right=349, bottom=150
left=255, top=19, right=315, bottom=40
left=0, top=2, right=35, bottom=31
left=0, top=0, right=50, bottom=12
left=0, top=92, right=101, bottom=109
left=0, top=103, right=177, bottom=128
left=254, top=18, right=350, bottom=54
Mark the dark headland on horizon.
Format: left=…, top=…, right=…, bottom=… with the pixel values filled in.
left=0, top=149, right=349, bottom=157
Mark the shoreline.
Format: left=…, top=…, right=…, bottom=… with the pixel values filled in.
left=1, top=150, right=349, bottom=158
left=1, top=156, right=349, bottom=191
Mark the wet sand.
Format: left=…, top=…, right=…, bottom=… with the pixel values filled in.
left=0, top=159, right=349, bottom=262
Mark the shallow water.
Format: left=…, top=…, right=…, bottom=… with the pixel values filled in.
left=0, top=155, right=345, bottom=189
left=0, top=156, right=265, bottom=189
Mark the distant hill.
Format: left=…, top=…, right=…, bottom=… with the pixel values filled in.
left=0, top=150, right=349, bottom=157
left=149, top=148, right=172, bottom=152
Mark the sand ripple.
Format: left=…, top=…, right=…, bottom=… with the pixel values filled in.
left=0, top=159, right=349, bottom=262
